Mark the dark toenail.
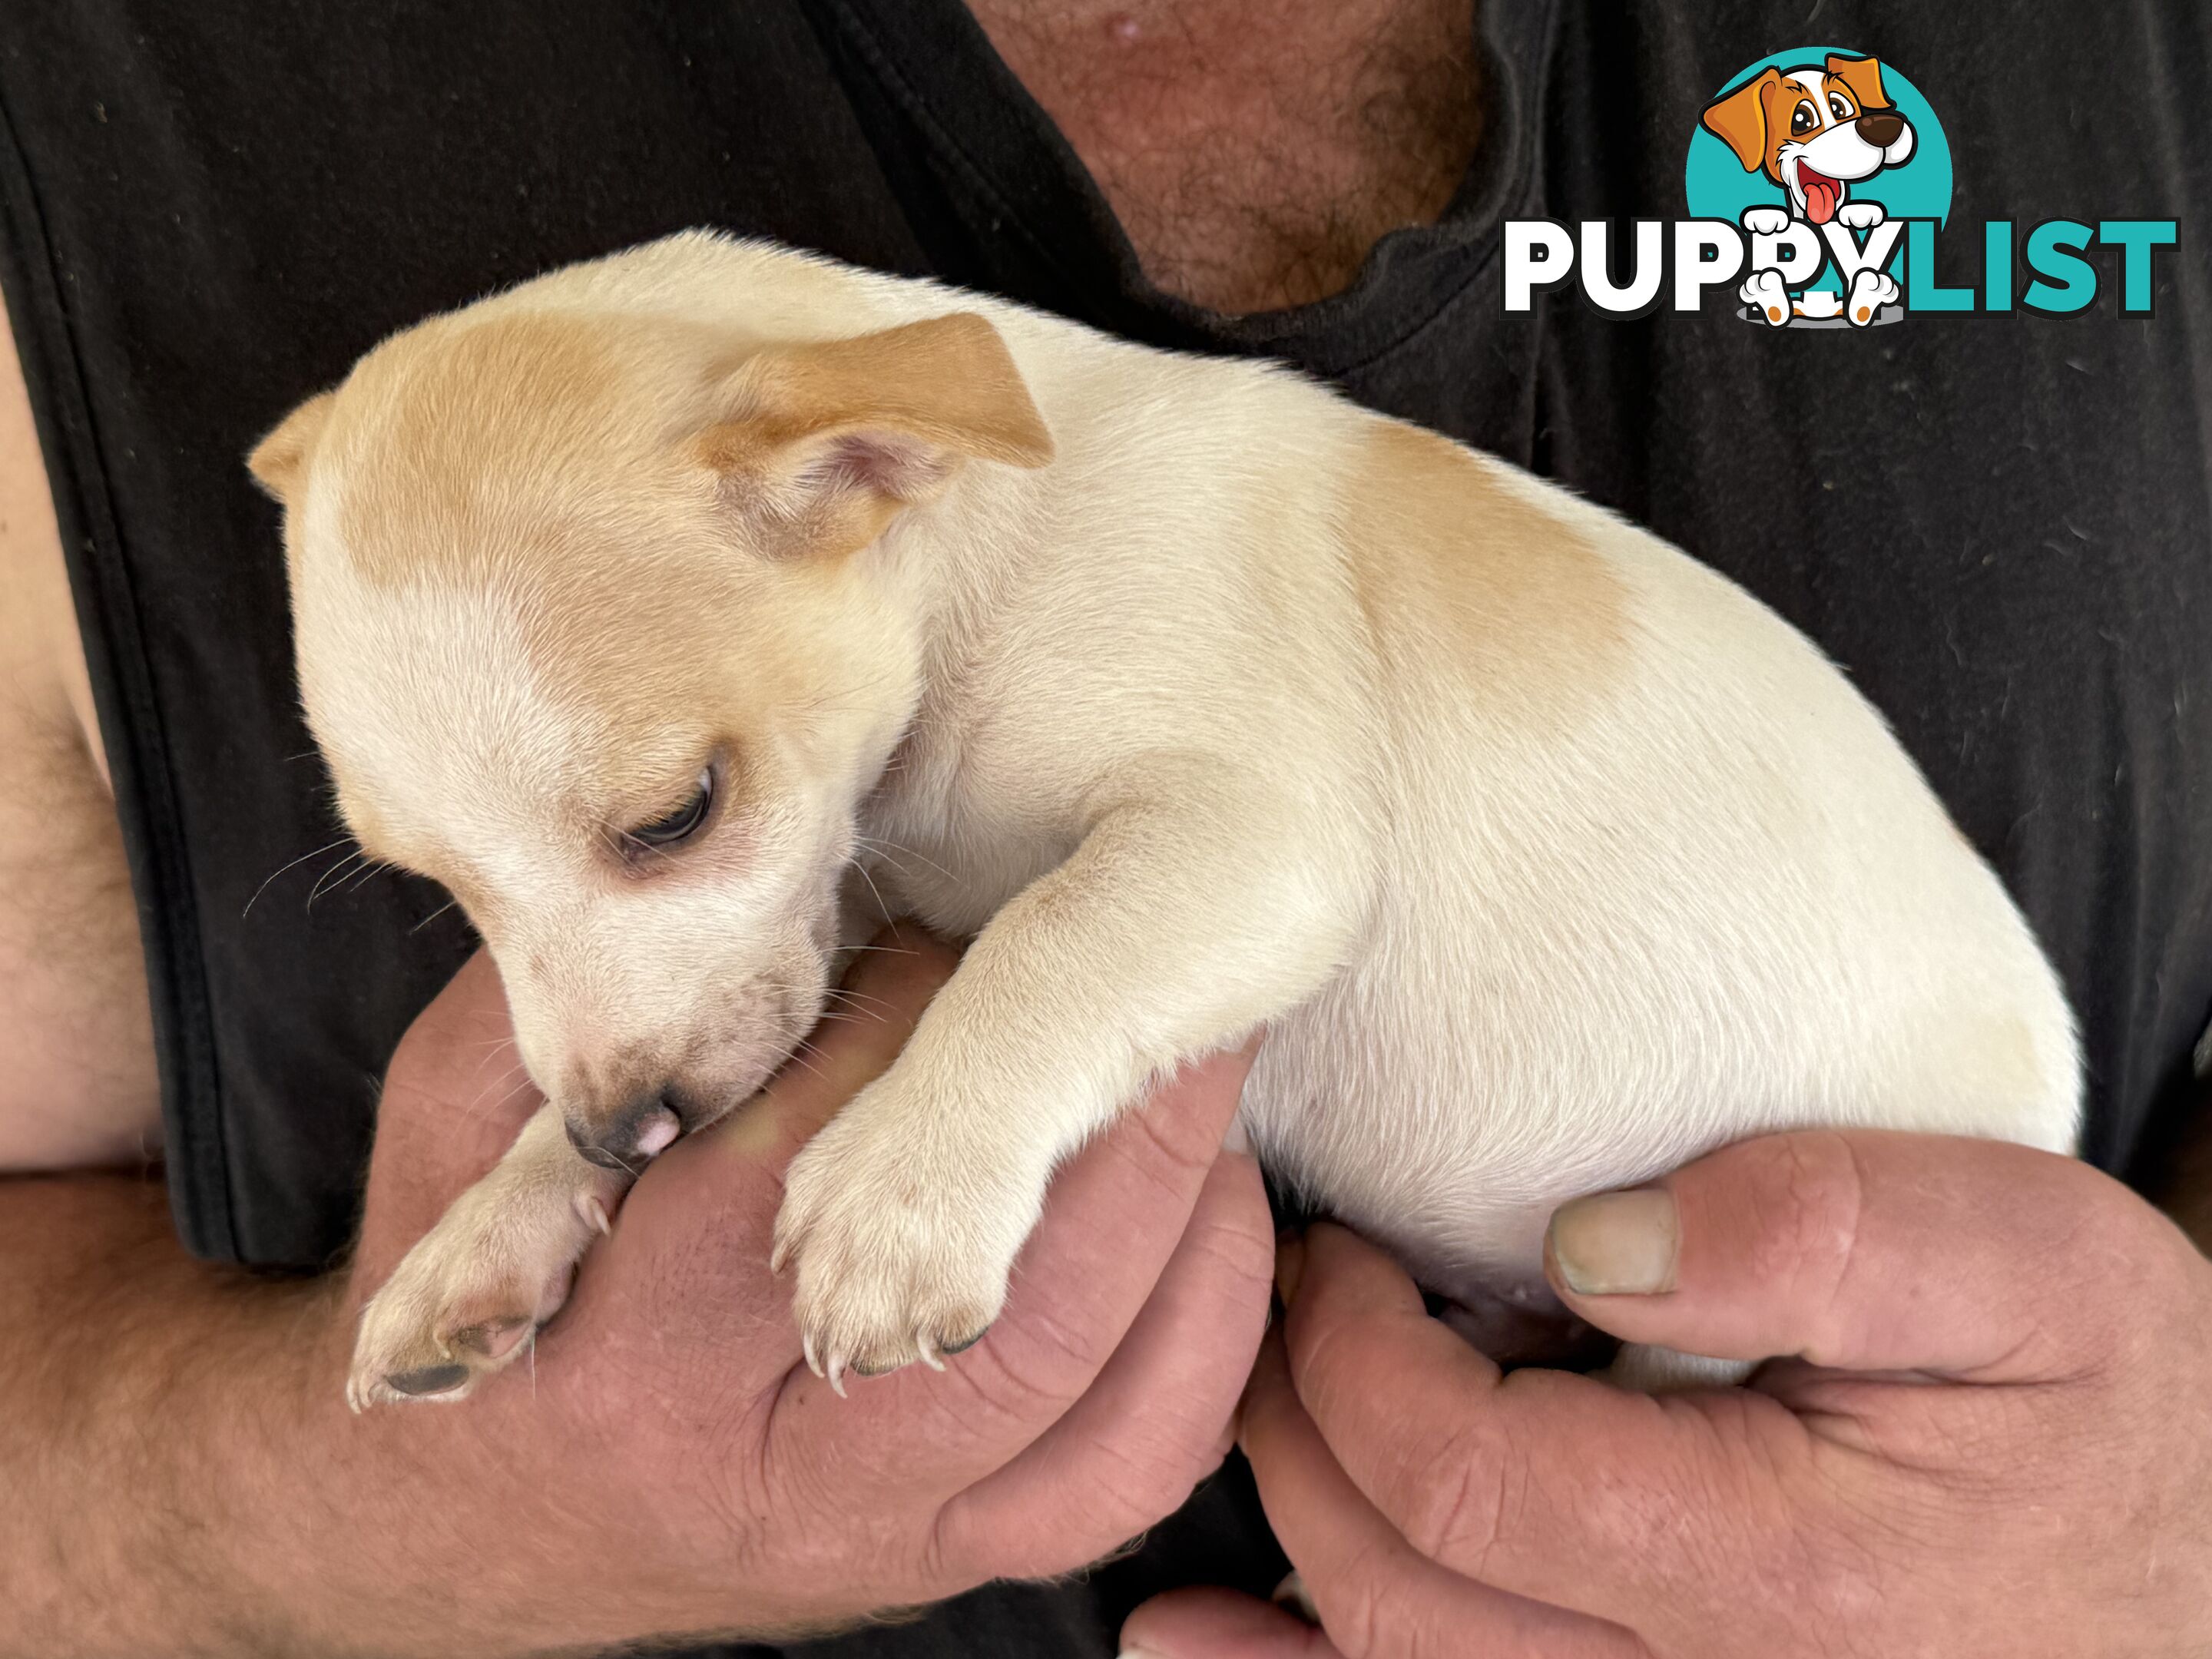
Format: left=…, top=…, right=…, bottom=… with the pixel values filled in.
left=849, top=1356, right=900, bottom=1377
left=575, top=1143, right=629, bottom=1172
left=387, top=1363, right=470, bottom=1396
left=939, top=1326, right=990, bottom=1355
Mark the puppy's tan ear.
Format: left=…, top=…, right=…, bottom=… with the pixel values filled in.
left=696, top=313, right=1053, bottom=555
left=1701, top=68, right=1780, bottom=174
left=1825, top=54, right=1890, bottom=114
left=247, top=391, right=337, bottom=505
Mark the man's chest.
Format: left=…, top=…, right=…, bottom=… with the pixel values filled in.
left=966, top=0, right=1485, bottom=313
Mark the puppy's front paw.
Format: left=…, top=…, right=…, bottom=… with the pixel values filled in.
left=1740, top=205, right=1790, bottom=236
left=348, top=1162, right=619, bottom=1411
left=1836, top=200, right=1887, bottom=230
left=773, top=1087, right=1043, bottom=1391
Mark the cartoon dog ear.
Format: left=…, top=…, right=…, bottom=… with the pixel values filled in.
left=1701, top=68, right=1782, bottom=174
left=247, top=390, right=337, bottom=505
left=1824, top=54, right=1890, bottom=114
left=695, top=313, right=1054, bottom=557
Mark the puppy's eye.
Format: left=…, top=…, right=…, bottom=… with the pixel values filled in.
left=626, top=769, right=714, bottom=849
left=1790, top=101, right=1818, bottom=134
left=1828, top=92, right=1855, bottom=121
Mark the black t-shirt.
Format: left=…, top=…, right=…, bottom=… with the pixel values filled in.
left=2, top=3, right=2207, bottom=1654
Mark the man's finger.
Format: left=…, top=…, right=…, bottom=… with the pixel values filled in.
left=1280, top=1223, right=1813, bottom=1629
left=1121, top=1585, right=1345, bottom=1658
left=1241, top=1326, right=1649, bottom=1659
left=932, top=1137, right=1271, bottom=1581
left=1541, top=1129, right=2181, bottom=1381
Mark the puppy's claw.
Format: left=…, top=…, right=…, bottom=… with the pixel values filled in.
left=575, top=1192, right=611, bottom=1237
left=826, top=1357, right=848, bottom=1399
left=386, top=1363, right=472, bottom=1398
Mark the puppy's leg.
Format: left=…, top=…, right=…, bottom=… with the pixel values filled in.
left=1601, top=1343, right=1757, bottom=1392
left=774, top=783, right=1360, bottom=1386
left=347, top=1104, right=628, bottom=1410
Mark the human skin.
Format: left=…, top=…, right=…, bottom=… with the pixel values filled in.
left=1123, top=1131, right=2212, bottom=1658
left=1, top=933, right=1274, bottom=1657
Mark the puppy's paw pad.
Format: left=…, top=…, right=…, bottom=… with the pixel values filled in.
left=1845, top=267, right=1900, bottom=324
left=346, top=1205, right=594, bottom=1410
left=1739, top=269, right=1792, bottom=326
left=348, top=1286, right=549, bottom=1410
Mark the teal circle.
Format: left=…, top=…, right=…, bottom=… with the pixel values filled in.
left=1684, top=48, right=1952, bottom=293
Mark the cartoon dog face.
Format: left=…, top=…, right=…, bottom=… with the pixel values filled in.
left=1701, top=55, right=1916, bottom=225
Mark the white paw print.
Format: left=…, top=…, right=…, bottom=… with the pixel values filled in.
left=1739, top=268, right=1793, bottom=327
left=1846, top=267, right=1901, bottom=325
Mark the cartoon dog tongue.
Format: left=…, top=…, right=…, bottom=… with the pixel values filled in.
left=1798, top=164, right=1842, bottom=225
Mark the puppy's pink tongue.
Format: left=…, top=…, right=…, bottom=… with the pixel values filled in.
left=634, top=1108, right=681, bottom=1158
left=1801, top=169, right=1840, bottom=225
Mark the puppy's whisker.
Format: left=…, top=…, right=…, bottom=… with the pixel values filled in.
left=848, top=859, right=895, bottom=926
left=409, top=898, right=461, bottom=935
left=461, top=1078, right=541, bottom=1125
left=779, top=1045, right=835, bottom=1088
left=306, top=850, right=369, bottom=910
left=243, top=836, right=356, bottom=918
left=854, top=836, right=957, bottom=884
left=341, top=856, right=394, bottom=896
left=462, top=1059, right=530, bottom=1099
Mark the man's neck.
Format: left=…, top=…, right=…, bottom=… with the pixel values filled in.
left=967, top=0, right=1484, bottom=315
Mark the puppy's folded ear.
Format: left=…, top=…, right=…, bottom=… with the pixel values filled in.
left=696, top=313, right=1053, bottom=556
left=1824, top=54, right=1890, bottom=114
left=247, top=389, right=338, bottom=505
left=1700, top=68, right=1781, bottom=175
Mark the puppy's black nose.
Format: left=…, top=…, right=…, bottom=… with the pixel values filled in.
left=566, top=1091, right=684, bottom=1171
left=1856, top=109, right=1904, bottom=147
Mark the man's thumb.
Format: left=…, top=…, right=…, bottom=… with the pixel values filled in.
left=1541, top=1129, right=2168, bottom=1382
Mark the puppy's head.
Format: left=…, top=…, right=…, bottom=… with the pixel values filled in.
left=1700, top=54, right=1916, bottom=224
left=250, top=302, right=1051, bottom=1166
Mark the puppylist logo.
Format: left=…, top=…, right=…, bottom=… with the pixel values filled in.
left=1505, top=48, right=2177, bottom=327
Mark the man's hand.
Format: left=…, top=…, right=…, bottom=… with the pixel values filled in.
left=1124, top=1131, right=2212, bottom=1657
left=6, top=932, right=1273, bottom=1657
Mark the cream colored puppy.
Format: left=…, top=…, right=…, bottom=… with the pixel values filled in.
left=248, top=232, right=2078, bottom=1409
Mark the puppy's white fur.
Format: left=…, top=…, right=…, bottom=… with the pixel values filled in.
left=250, top=233, right=2078, bottom=1406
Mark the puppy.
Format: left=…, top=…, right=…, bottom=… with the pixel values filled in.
left=1704, top=55, right=1916, bottom=326
left=247, top=233, right=2078, bottom=1407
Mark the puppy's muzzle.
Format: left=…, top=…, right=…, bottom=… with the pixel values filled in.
left=567, top=1088, right=690, bottom=1170
left=1855, top=110, right=1905, bottom=147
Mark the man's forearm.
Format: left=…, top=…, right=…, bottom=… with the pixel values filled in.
left=0, top=1173, right=470, bottom=1657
